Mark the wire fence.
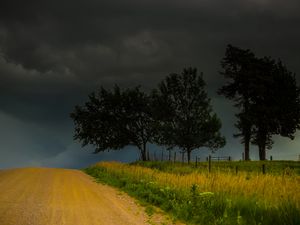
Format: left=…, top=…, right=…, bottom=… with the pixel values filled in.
left=142, top=150, right=300, bottom=175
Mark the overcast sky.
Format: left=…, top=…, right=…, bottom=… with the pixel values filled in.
left=1, top=0, right=300, bottom=169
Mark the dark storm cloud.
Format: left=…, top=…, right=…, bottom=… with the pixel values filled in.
left=1, top=0, right=300, bottom=168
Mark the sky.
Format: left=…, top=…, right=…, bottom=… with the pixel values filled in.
left=1, top=0, right=300, bottom=169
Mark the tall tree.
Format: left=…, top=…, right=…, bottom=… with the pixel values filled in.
left=250, top=57, right=300, bottom=160
left=122, top=86, right=156, bottom=161
left=70, top=85, right=155, bottom=161
left=219, top=45, right=300, bottom=160
left=218, top=45, right=257, bottom=160
left=151, top=88, right=176, bottom=159
left=153, top=67, right=225, bottom=163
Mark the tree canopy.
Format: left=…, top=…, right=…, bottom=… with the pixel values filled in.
left=153, top=67, right=226, bottom=163
left=219, top=45, right=300, bottom=160
left=250, top=57, right=300, bottom=160
left=70, top=85, right=155, bottom=161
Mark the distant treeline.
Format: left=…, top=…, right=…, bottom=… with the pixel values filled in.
left=71, top=45, right=300, bottom=161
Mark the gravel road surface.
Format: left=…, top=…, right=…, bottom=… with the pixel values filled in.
left=0, top=167, right=177, bottom=225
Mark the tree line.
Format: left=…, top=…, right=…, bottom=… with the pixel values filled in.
left=71, top=45, right=300, bottom=161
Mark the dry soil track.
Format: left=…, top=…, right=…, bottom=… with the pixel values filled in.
left=0, top=167, right=177, bottom=225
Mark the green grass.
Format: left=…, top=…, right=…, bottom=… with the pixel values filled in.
left=84, top=162, right=300, bottom=225
left=132, top=160, right=300, bottom=175
left=145, top=205, right=155, bottom=216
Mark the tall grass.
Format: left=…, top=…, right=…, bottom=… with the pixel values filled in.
left=85, top=161, right=300, bottom=225
left=133, top=160, right=300, bottom=175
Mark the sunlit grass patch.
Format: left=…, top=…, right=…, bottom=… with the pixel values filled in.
left=85, top=161, right=300, bottom=225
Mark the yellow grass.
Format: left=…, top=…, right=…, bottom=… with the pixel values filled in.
left=95, top=161, right=300, bottom=208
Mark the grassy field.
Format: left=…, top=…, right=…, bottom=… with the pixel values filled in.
left=133, top=160, right=300, bottom=175
left=85, top=160, right=300, bottom=225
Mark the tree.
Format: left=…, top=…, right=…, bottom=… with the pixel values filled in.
left=153, top=67, right=225, bottom=163
left=122, top=86, right=156, bottom=161
left=70, top=85, right=155, bottom=161
left=151, top=88, right=177, bottom=160
left=219, top=45, right=300, bottom=160
left=249, top=57, right=300, bottom=160
left=218, top=45, right=257, bottom=160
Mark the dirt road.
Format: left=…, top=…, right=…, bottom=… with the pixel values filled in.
left=0, top=167, right=176, bottom=225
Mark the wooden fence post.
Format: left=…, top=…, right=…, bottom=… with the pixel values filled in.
left=235, top=166, right=238, bottom=175
left=161, top=150, right=164, bottom=161
left=174, top=152, right=176, bottom=163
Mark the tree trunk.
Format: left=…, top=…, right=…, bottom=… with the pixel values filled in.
left=140, top=150, right=147, bottom=161
left=243, top=99, right=251, bottom=161
left=258, top=144, right=266, bottom=160
left=140, top=142, right=147, bottom=161
left=257, top=132, right=266, bottom=161
left=244, top=132, right=250, bottom=161
left=143, top=151, right=147, bottom=161
left=187, top=150, right=191, bottom=164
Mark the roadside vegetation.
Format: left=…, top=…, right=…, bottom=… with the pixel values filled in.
left=133, top=160, right=300, bottom=175
left=85, top=161, right=300, bottom=225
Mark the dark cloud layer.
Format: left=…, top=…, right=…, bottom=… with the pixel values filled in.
left=1, top=0, right=300, bottom=168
